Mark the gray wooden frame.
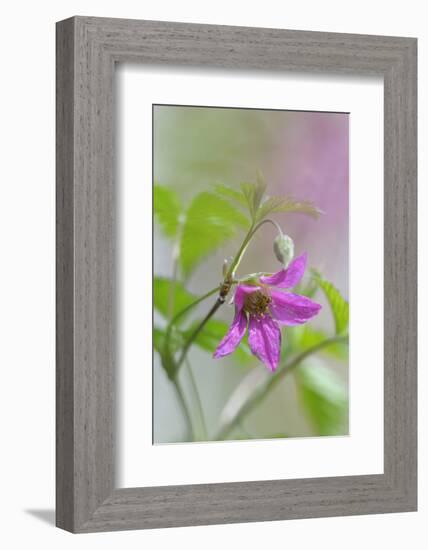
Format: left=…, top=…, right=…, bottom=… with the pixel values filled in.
left=56, top=16, right=417, bottom=533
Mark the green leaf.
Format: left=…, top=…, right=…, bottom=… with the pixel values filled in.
left=295, top=364, right=348, bottom=436
left=281, top=329, right=347, bottom=367
left=238, top=172, right=320, bottom=224
left=153, top=277, right=197, bottom=320
left=185, top=318, right=254, bottom=364
left=299, top=328, right=349, bottom=360
left=152, top=326, right=177, bottom=379
left=180, top=192, right=249, bottom=276
left=283, top=326, right=348, bottom=361
left=153, top=326, right=184, bottom=355
left=240, top=183, right=257, bottom=218
left=153, top=327, right=165, bottom=354
left=294, top=277, right=318, bottom=299
left=154, top=184, right=182, bottom=238
left=212, top=184, right=248, bottom=209
left=313, top=272, right=349, bottom=335
left=255, top=195, right=322, bottom=223
left=254, top=170, right=268, bottom=213
left=240, top=172, right=267, bottom=220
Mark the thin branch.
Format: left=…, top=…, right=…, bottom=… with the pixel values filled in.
left=174, top=297, right=224, bottom=373
left=164, top=286, right=220, bottom=363
left=185, top=358, right=207, bottom=441
left=171, top=376, right=194, bottom=441
left=226, top=218, right=281, bottom=278
left=169, top=286, right=220, bottom=327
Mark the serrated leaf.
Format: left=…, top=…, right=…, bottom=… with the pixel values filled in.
left=240, top=183, right=257, bottom=218
left=180, top=192, right=249, bottom=276
left=254, top=170, right=267, bottom=212
left=313, top=273, right=349, bottom=335
left=295, top=364, right=348, bottom=436
left=154, top=184, right=182, bottom=238
left=153, top=277, right=196, bottom=321
left=240, top=173, right=267, bottom=221
left=212, top=184, right=248, bottom=209
left=255, top=195, right=322, bottom=223
left=240, top=188, right=255, bottom=218
left=185, top=318, right=254, bottom=364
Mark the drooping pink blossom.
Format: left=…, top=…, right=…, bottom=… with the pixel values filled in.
left=213, top=253, right=321, bottom=372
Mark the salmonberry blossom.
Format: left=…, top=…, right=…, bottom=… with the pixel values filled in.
left=213, top=253, right=321, bottom=372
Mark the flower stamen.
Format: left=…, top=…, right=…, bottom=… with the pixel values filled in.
left=243, top=289, right=272, bottom=318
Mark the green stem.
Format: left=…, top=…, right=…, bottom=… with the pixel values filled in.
left=170, top=218, right=283, bottom=377
left=169, top=286, right=220, bottom=328
left=254, top=218, right=283, bottom=236
left=164, top=286, right=220, bottom=360
left=175, top=297, right=224, bottom=372
left=226, top=225, right=255, bottom=277
left=215, top=335, right=348, bottom=440
left=167, top=249, right=179, bottom=321
left=167, top=219, right=185, bottom=320
left=185, top=358, right=207, bottom=440
left=171, top=376, right=194, bottom=441
left=226, top=218, right=282, bottom=278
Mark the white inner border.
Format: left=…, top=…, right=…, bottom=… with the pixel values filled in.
left=117, top=66, right=384, bottom=488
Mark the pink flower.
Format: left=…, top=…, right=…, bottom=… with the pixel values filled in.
left=213, top=253, right=321, bottom=372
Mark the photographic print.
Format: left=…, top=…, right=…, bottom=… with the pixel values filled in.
left=55, top=18, right=417, bottom=532
left=153, top=104, right=349, bottom=445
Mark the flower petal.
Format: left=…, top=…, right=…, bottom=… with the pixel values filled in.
left=248, top=315, right=281, bottom=372
left=233, top=284, right=260, bottom=312
left=270, top=290, right=321, bottom=326
left=260, top=252, right=307, bottom=288
left=213, top=310, right=247, bottom=358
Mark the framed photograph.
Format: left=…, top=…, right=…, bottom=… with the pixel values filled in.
left=56, top=16, right=417, bottom=532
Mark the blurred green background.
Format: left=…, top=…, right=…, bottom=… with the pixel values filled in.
left=153, top=105, right=349, bottom=444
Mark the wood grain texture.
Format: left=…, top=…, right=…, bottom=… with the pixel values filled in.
left=56, top=17, right=75, bottom=532
left=56, top=16, right=417, bottom=533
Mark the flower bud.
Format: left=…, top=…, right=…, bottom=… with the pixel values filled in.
left=273, top=234, right=294, bottom=267
left=222, top=257, right=234, bottom=278
left=222, top=258, right=229, bottom=277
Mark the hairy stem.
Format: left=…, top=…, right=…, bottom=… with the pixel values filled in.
left=215, top=335, right=348, bottom=440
